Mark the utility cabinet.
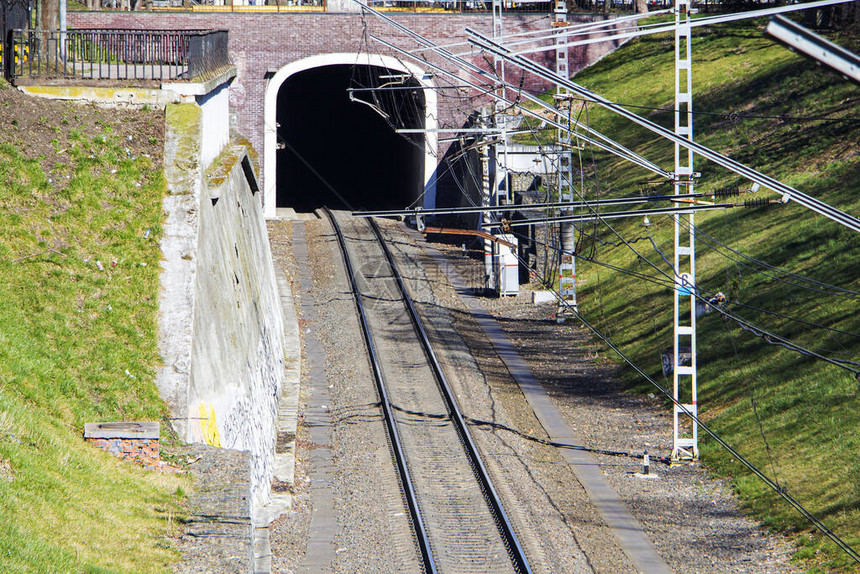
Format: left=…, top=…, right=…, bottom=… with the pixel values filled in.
left=494, top=234, right=519, bottom=296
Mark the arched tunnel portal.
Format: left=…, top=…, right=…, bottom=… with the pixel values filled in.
left=264, top=55, right=438, bottom=215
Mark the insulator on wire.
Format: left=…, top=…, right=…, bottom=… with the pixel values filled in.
left=743, top=198, right=777, bottom=208
left=713, top=185, right=740, bottom=199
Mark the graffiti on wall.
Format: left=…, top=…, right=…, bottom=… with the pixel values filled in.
left=199, top=402, right=222, bottom=447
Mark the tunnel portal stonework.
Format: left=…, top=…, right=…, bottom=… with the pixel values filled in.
left=69, top=11, right=627, bottom=208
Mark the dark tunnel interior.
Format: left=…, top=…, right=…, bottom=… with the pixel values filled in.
left=275, top=64, right=425, bottom=212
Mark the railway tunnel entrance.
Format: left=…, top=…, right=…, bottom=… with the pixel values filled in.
left=263, top=54, right=438, bottom=216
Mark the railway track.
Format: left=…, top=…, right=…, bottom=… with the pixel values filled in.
left=324, top=209, right=531, bottom=574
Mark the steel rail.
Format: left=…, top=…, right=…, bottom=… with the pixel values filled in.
left=368, top=216, right=532, bottom=574
left=323, top=208, right=437, bottom=574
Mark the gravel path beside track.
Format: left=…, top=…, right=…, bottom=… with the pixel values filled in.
left=414, top=228, right=799, bottom=574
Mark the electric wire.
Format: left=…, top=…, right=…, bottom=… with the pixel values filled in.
left=676, top=216, right=860, bottom=300
left=347, top=6, right=860, bottom=561
left=365, top=30, right=673, bottom=179
left=597, top=216, right=860, bottom=374
left=563, top=298, right=860, bottom=565
left=498, top=218, right=860, bottom=375
left=358, top=0, right=860, bottom=389
left=465, top=28, right=860, bottom=233
left=568, top=96, right=860, bottom=124
left=726, top=300, right=860, bottom=342
left=483, top=229, right=860, bottom=563
left=416, top=65, right=860, bottom=370
left=504, top=0, right=856, bottom=57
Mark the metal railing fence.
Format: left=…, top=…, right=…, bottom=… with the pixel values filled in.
left=149, top=0, right=555, bottom=13
left=186, top=28, right=229, bottom=79
left=154, top=0, right=325, bottom=11
left=8, top=28, right=231, bottom=82
left=364, top=0, right=555, bottom=13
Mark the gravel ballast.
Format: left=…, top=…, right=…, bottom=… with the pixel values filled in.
left=266, top=214, right=798, bottom=573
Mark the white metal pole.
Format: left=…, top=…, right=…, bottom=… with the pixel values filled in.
left=493, top=0, right=510, bottom=206
left=480, top=109, right=495, bottom=291
left=671, top=0, right=699, bottom=463
left=556, top=0, right=577, bottom=320
left=59, top=0, right=67, bottom=62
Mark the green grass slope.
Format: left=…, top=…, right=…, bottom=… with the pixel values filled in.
left=0, top=83, right=187, bottom=572
left=561, top=20, right=859, bottom=571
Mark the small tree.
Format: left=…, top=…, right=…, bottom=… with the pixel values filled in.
left=39, top=0, right=58, bottom=29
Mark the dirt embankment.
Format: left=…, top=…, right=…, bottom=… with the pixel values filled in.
left=0, top=82, right=164, bottom=177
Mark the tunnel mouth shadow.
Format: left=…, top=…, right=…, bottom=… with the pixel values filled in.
left=275, top=64, right=425, bottom=213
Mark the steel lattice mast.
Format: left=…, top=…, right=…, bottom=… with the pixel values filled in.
left=672, top=0, right=698, bottom=463
left=556, top=0, right=577, bottom=319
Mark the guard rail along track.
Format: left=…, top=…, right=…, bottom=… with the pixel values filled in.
left=323, top=208, right=531, bottom=574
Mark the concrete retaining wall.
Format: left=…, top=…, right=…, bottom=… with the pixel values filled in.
left=160, top=98, right=286, bottom=516
left=159, top=104, right=204, bottom=440
left=189, top=146, right=285, bottom=514
left=198, top=82, right=232, bottom=168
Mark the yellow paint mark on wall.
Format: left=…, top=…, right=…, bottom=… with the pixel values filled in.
left=199, top=403, right=221, bottom=447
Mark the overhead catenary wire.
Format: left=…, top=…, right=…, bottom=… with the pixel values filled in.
left=464, top=28, right=860, bottom=234
left=354, top=191, right=734, bottom=218
left=502, top=0, right=856, bottom=57
left=359, top=0, right=860, bottom=409
left=675, top=216, right=860, bottom=300
left=473, top=9, right=679, bottom=56
left=349, top=4, right=860, bottom=561
left=356, top=8, right=673, bottom=180
left=498, top=202, right=739, bottom=226
left=349, top=24, right=505, bottom=212
left=499, top=216, right=860, bottom=374
left=433, top=8, right=673, bottom=58
left=571, top=220, right=860, bottom=341
left=365, top=30, right=672, bottom=178
left=371, top=32, right=673, bottom=178
left=568, top=96, right=860, bottom=124
left=486, top=228, right=860, bottom=563
left=593, top=219, right=860, bottom=373
left=358, top=4, right=860, bottom=344
left=352, top=0, right=856, bottom=358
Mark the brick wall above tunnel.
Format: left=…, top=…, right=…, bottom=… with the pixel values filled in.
left=69, top=11, right=630, bottom=204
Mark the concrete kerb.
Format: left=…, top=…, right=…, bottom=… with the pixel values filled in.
left=257, top=260, right=300, bottom=526
left=253, top=260, right=300, bottom=574
left=275, top=261, right=300, bottom=496
left=17, top=84, right=181, bottom=108
left=162, top=66, right=238, bottom=100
